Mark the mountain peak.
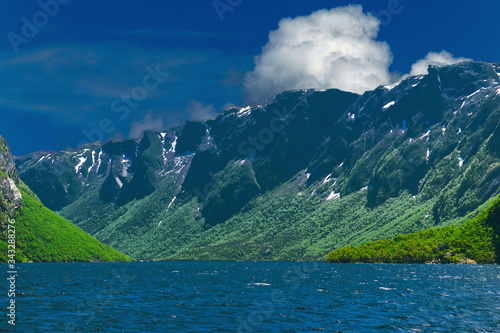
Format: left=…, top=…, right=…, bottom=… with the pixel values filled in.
left=426, top=60, right=500, bottom=97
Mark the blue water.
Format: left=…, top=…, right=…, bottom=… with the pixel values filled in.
left=2, top=262, right=499, bottom=332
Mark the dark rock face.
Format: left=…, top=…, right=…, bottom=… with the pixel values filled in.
left=0, top=136, right=19, bottom=181
left=0, top=136, right=22, bottom=224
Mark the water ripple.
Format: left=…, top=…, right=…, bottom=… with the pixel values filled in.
left=3, top=262, right=499, bottom=332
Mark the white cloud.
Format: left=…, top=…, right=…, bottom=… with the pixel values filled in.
left=408, top=50, right=471, bottom=76
left=243, top=5, right=394, bottom=104
left=129, top=111, right=165, bottom=138
left=128, top=101, right=218, bottom=138
left=185, top=101, right=217, bottom=121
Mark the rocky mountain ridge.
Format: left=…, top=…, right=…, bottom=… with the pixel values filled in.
left=14, top=61, right=500, bottom=260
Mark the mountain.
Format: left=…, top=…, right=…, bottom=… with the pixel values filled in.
left=326, top=193, right=500, bottom=264
left=0, top=135, right=133, bottom=262
left=14, top=61, right=500, bottom=261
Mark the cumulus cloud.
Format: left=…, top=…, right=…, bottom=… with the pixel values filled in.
left=129, top=111, right=165, bottom=138
left=408, top=50, right=472, bottom=76
left=185, top=101, right=218, bottom=121
left=243, top=5, right=394, bottom=104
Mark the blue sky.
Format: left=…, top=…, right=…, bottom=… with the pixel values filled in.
left=0, top=0, right=499, bottom=155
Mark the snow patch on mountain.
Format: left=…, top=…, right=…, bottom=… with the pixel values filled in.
left=382, top=101, right=395, bottom=110
left=168, top=155, right=191, bottom=175
left=88, top=151, right=96, bottom=174
left=162, top=147, right=168, bottom=164
left=160, top=133, right=168, bottom=164
left=420, top=130, right=430, bottom=139
left=237, top=106, right=252, bottom=117
left=166, top=196, right=176, bottom=212
left=37, top=154, right=50, bottom=163
left=114, top=176, right=123, bottom=188
left=121, top=155, right=131, bottom=177
left=74, top=156, right=87, bottom=173
left=321, top=174, right=332, bottom=185
left=466, top=88, right=483, bottom=99
left=384, top=81, right=401, bottom=91
left=326, top=191, right=340, bottom=201
left=96, top=149, right=103, bottom=172
left=77, top=149, right=89, bottom=157
left=169, top=136, right=178, bottom=153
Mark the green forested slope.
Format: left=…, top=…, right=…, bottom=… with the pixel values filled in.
left=326, top=195, right=500, bottom=264
left=0, top=190, right=134, bottom=262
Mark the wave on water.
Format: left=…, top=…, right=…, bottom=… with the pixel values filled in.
left=379, top=287, right=395, bottom=290
left=247, top=282, right=271, bottom=286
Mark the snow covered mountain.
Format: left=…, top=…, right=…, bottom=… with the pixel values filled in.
left=14, top=61, right=500, bottom=260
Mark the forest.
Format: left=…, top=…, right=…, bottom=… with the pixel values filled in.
left=326, top=195, right=500, bottom=264
left=0, top=190, right=133, bottom=263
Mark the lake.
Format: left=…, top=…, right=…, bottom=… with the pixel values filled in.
left=3, top=262, right=499, bottom=332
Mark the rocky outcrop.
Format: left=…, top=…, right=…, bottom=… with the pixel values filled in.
left=0, top=177, right=22, bottom=212
left=426, top=251, right=478, bottom=265
left=0, top=135, right=23, bottom=227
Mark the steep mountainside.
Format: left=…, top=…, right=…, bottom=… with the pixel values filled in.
left=0, top=135, right=133, bottom=262
left=15, top=61, right=500, bottom=260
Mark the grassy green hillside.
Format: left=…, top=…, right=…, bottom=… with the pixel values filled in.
left=0, top=190, right=134, bottom=262
left=326, top=195, right=500, bottom=264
